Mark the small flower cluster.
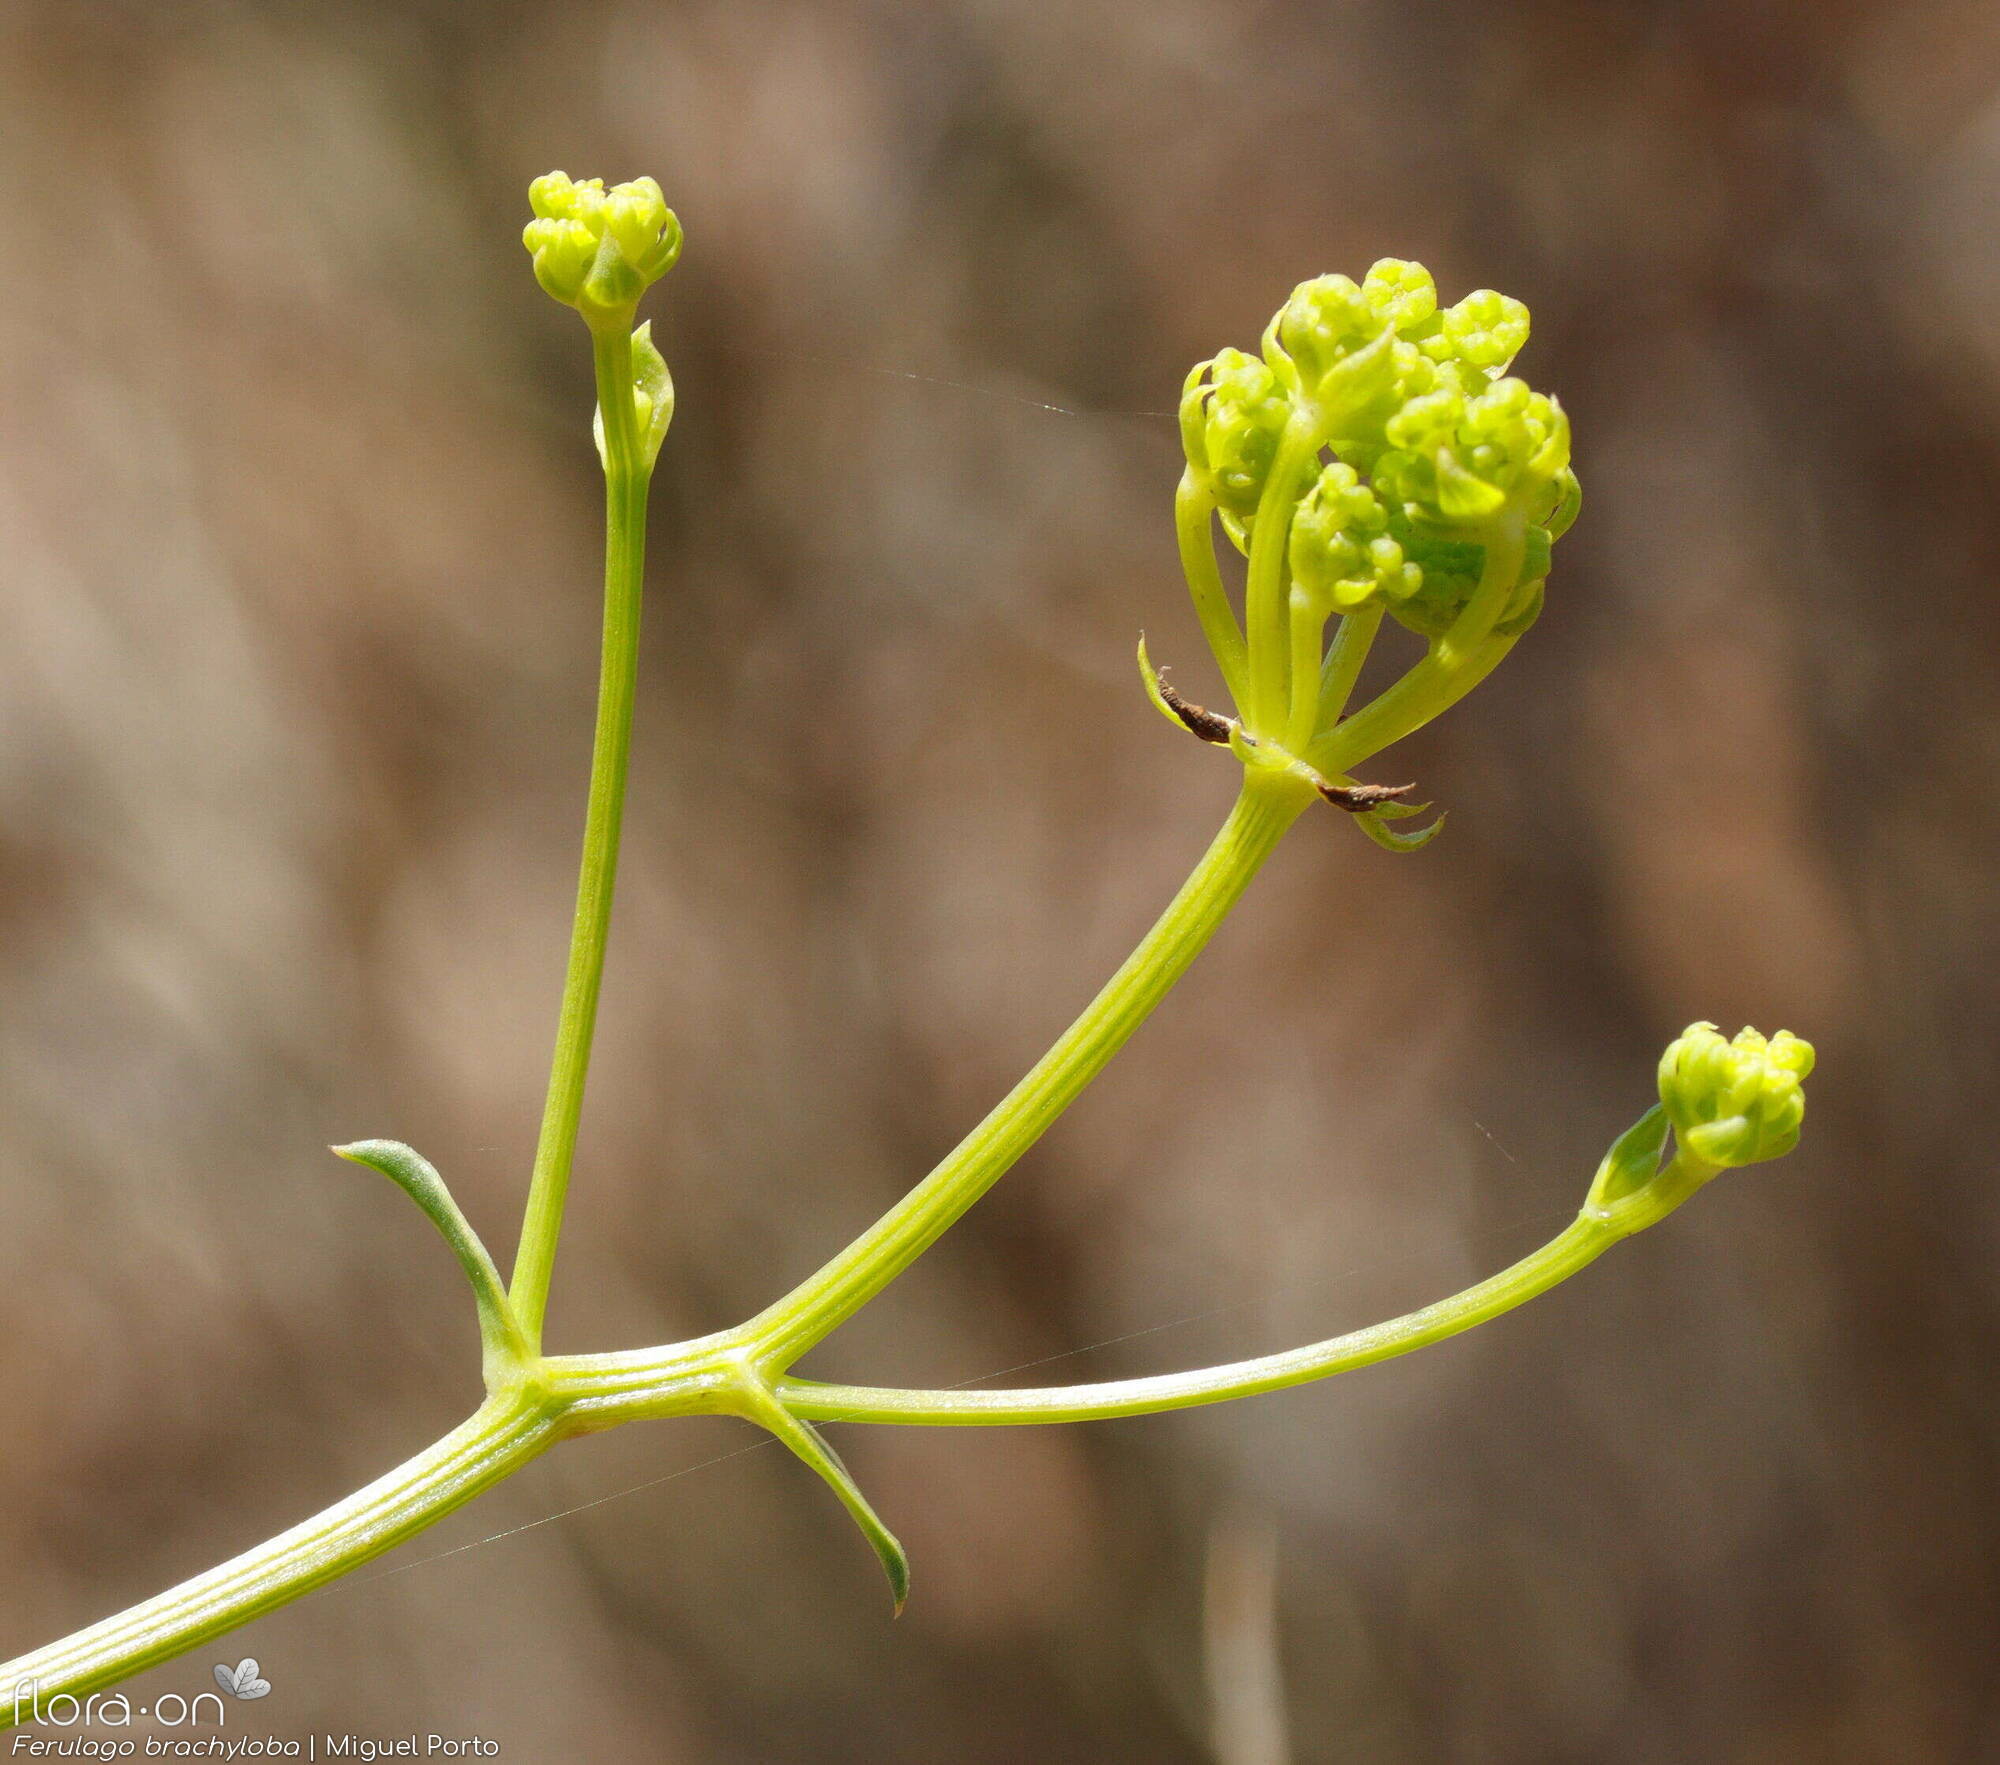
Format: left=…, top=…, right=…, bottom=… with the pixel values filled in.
left=1659, top=1022, right=1816, bottom=1169
left=1181, top=259, right=1576, bottom=650
left=1581, top=1021, right=1817, bottom=1236
left=523, top=172, right=682, bottom=325
left=524, top=173, right=682, bottom=471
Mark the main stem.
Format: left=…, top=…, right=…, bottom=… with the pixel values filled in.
left=0, top=1393, right=559, bottom=1721
left=745, top=766, right=1317, bottom=1370
left=512, top=322, right=650, bottom=1351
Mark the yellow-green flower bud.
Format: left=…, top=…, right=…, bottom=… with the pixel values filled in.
left=1658, top=1023, right=1815, bottom=1169
left=603, top=177, right=680, bottom=281
left=1402, top=289, right=1532, bottom=402
left=1437, top=288, right=1530, bottom=371
left=1360, top=258, right=1438, bottom=332
left=1377, top=376, right=1571, bottom=530
left=1181, top=347, right=1291, bottom=534
left=523, top=170, right=682, bottom=325
left=523, top=216, right=600, bottom=306
left=1262, top=273, right=1437, bottom=458
left=1288, top=462, right=1421, bottom=613
left=1267, top=273, right=1378, bottom=389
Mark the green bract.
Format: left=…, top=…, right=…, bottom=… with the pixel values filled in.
left=1659, top=1023, right=1817, bottom=1168
left=594, top=320, right=675, bottom=470
left=523, top=170, right=682, bottom=325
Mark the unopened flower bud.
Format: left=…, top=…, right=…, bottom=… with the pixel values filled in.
left=603, top=177, right=680, bottom=280
left=1263, top=274, right=1434, bottom=453
left=1438, top=289, right=1530, bottom=371
left=1288, top=463, right=1421, bottom=613
left=1267, top=274, right=1378, bottom=390
left=1377, top=376, right=1571, bottom=531
left=1658, top=1023, right=1815, bottom=1169
left=1360, top=258, right=1439, bottom=332
left=523, top=216, right=600, bottom=307
left=523, top=170, right=683, bottom=325
left=1181, top=348, right=1292, bottom=534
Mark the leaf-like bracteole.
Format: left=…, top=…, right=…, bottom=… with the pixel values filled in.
left=1140, top=636, right=1238, bottom=745
left=594, top=322, right=676, bottom=470
left=1356, top=803, right=1446, bottom=852
left=740, top=1382, right=911, bottom=1614
left=1584, top=1102, right=1671, bottom=1213
left=1137, top=634, right=1188, bottom=734
left=631, top=320, right=675, bottom=465
left=332, top=1140, right=530, bottom=1373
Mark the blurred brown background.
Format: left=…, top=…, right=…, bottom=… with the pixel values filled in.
left=1, top=1, right=1995, bottom=1759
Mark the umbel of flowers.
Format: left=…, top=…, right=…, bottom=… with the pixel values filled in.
left=1152, top=259, right=1580, bottom=847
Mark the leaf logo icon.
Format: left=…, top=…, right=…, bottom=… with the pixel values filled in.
left=213, top=1658, right=271, bottom=1699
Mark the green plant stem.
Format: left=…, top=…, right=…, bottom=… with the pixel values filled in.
left=743, top=766, right=1318, bottom=1372
left=1309, top=520, right=1526, bottom=776
left=0, top=1392, right=559, bottom=1720
left=1174, top=472, right=1248, bottom=702
left=773, top=1204, right=1630, bottom=1425
left=1284, top=585, right=1333, bottom=753
left=0, top=1323, right=757, bottom=1727
left=1315, top=603, right=1383, bottom=732
left=511, top=320, right=650, bottom=1352
left=1242, top=419, right=1319, bottom=737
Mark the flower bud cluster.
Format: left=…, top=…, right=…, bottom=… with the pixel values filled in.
left=1287, top=463, right=1421, bottom=617
left=1180, top=258, right=1577, bottom=638
left=1377, top=376, right=1571, bottom=530
left=1658, top=1023, right=1816, bottom=1169
left=523, top=172, right=682, bottom=324
left=1179, top=348, right=1288, bottom=537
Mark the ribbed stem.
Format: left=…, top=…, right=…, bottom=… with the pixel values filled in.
left=775, top=1213, right=1619, bottom=1424
left=511, top=321, right=651, bottom=1350
left=0, top=1393, right=558, bottom=1724
left=1174, top=471, right=1248, bottom=702
left=744, top=767, right=1317, bottom=1370
left=1242, top=421, right=1319, bottom=737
